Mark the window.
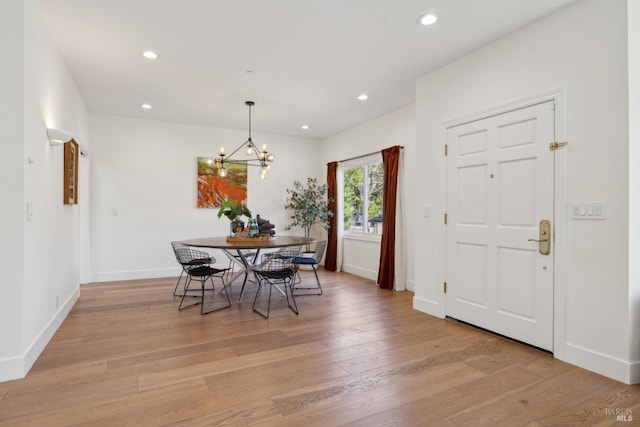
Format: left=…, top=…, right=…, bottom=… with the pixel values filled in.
left=342, top=160, right=383, bottom=235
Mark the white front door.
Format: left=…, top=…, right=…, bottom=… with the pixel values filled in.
left=446, top=101, right=555, bottom=351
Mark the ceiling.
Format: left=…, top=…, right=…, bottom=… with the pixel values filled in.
left=35, top=0, right=576, bottom=139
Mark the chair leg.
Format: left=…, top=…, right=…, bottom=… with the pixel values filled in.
left=173, top=269, right=185, bottom=296
left=311, top=265, right=323, bottom=295
left=253, top=276, right=299, bottom=318
left=178, top=276, right=202, bottom=311
left=285, top=278, right=299, bottom=315
left=175, top=268, right=203, bottom=297
left=292, top=264, right=322, bottom=296
left=201, top=274, right=231, bottom=314
left=252, top=277, right=273, bottom=319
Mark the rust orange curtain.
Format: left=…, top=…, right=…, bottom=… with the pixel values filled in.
left=324, top=161, right=338, bottom=271
left=377, top=146, right=401, bottom=289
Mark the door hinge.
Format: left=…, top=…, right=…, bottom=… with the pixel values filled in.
left=549, top=141, right=568, bottom=151
left=444, top=213, right=448, bottom=225
left=444, top=282, right=447, bottom=293
left=444, top=144, right=448, bottom=156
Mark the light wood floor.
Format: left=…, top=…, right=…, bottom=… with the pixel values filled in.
left=0, top=270, right=638, bottom=426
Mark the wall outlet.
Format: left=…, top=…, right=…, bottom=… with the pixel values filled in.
left=56, top=294, right=59, bottom=309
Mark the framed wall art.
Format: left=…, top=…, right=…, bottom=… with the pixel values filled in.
left=197, top=157, right=247, bottom=208
left=63, top=140, right=79, bottom=204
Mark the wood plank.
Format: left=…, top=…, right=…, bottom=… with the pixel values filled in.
left=137, top=342, right=328, bottom=391
left=265, top=363, right=486, bottom=426
left=344, top=365, right=542, bottom=426
left=0, top=271, right=635, bottom=426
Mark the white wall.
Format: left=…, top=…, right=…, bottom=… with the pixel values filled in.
left=320, top=104, right=416, bottom=289
left=89, top=114, right=320, bottom=282
left=628, top=1, right=640, bottom=369
left=0, top=0, right=90, bottom=382
left=415, top=0, right=633, bottom=383
left=0, top=0, right=26, bottom=380
left=23, top=0, right=89, bottom=365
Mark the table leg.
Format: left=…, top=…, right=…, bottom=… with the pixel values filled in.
left=223, top=249, right=261, bottom=303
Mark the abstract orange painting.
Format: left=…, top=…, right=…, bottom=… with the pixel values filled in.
left=197, top=157, right=247, bottom=208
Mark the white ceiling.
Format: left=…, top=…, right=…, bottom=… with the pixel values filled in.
left=35, top=0, right=576, bottom=139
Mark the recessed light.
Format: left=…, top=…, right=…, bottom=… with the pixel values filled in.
left=141, top=103, right=152, bottom=110
left=357, top=94, right=369, bottom=101
left=417, top=14, right=438, bottom=26
left=301, top=124, right=310, bottom=130
left=142, top=50, right=159, bottom=59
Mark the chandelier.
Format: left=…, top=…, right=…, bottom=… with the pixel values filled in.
left=213, top=101, right=275, bottom=179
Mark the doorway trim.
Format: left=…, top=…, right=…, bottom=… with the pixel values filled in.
left=442, top=88, right=567, bottom=358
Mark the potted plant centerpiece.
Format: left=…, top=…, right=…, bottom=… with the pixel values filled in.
left=284, top=177, right=334, bottom=252
left=217, top=199, right=252, bottom=236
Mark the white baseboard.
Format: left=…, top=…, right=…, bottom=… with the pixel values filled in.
left=342, top=264, right=378, bottom=281
left=341, top=265, right=415, bottom=292
left=563, top=342, right=636, bottom=385
left=0, top=288, right=79, bottom=383
left=406, top=279, right=415, bottom=292
left=90, top=263, right=238, bottom=283
left=0, top=355, right=25, bottom=383
left=91, top=267, right=182, bottom=283
left=629, top=360, right=640, bottom=385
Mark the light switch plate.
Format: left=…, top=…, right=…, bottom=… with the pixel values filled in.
left=570, top=202, right=606, bottom=220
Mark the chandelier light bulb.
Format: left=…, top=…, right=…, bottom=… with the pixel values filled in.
left=211, top=101, right=275, bottom=178
left=206, top=158, right=213, bottom=165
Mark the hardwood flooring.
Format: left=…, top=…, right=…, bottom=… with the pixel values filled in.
left=0, top=270, right=638, bottom=426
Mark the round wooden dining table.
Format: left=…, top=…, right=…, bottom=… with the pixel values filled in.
left=181, top=235, right=313, bottom=251
left=181, top=235, right=314, bottom=302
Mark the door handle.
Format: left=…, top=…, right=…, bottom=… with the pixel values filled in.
left=529, top=220, right=551, bottom=255
left=528, top=238, right=548, bottom=243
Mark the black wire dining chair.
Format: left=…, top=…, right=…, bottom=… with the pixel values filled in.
left=291, top=241, right=327, bottom=296
left=251, top=250, right=300, bottom=318
left=175, top=248, right=230, bottom=314
left=171, top=241, right=213, bottom=296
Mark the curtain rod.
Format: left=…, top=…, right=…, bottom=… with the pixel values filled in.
left=337, top=146, right=404, bottom=164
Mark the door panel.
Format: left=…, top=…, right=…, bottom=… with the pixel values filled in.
left=446, top=101, right=555, bottom=351
left=498, top=158, right=536, bottom=226
left=458, top=164, right=487, bottom=225
left=497, top=247, right=535, bottom=319
left=457, top=243, right=488, bottom=308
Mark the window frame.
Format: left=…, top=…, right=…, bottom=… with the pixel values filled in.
left=339, top=154, right=383, bottom=240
